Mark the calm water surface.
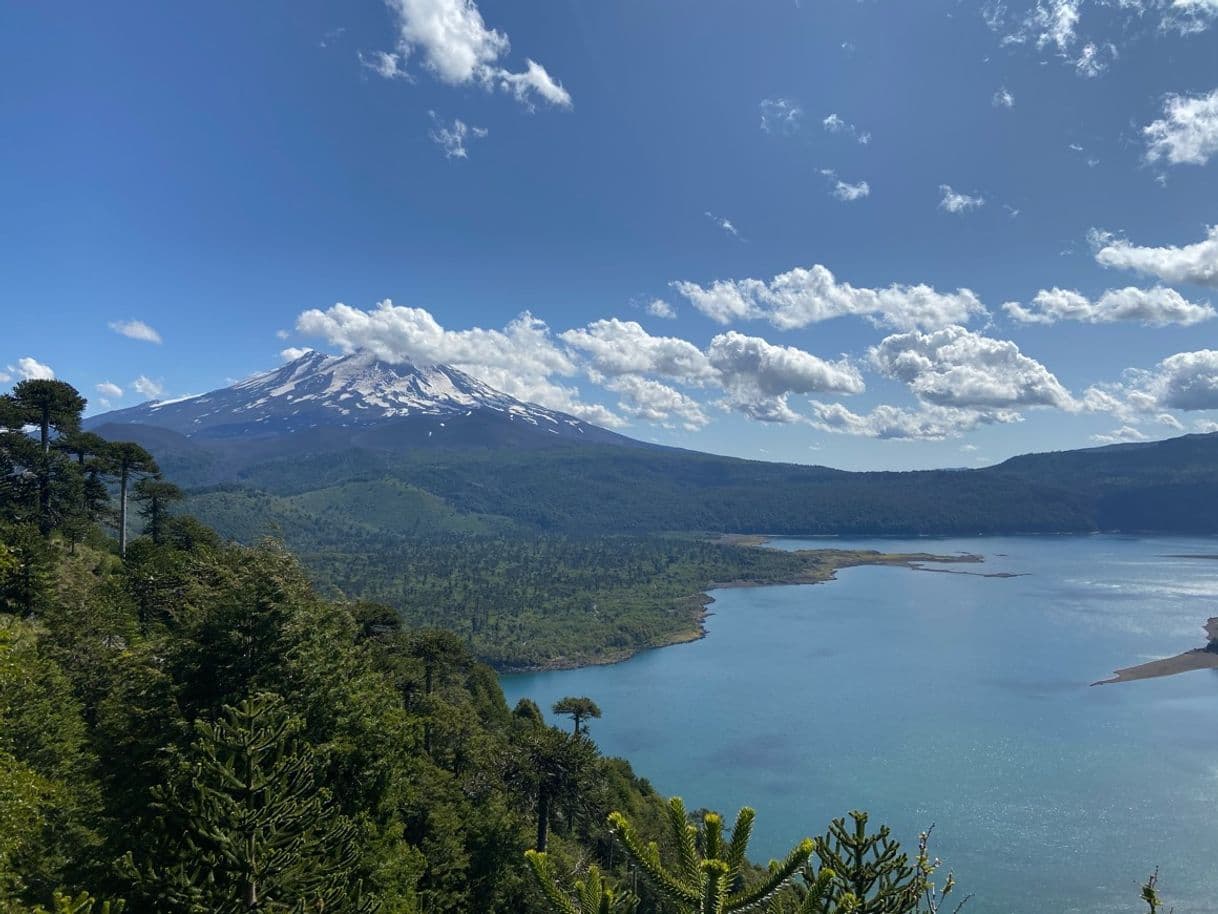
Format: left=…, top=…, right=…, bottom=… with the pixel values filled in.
left=501, top=535, right=1218, bottom=914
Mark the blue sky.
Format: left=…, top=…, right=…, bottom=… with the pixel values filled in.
left=2, top=0, right=1217, bottom=470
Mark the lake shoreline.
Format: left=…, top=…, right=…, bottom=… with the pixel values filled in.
left=1093, top=618, right=1218, bottom=686
left=498, top=547, right=985, bottom=673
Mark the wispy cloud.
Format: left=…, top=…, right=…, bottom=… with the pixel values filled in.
left=705, top=211, right=742, bottom=238
left=939, top=185, right=985, bottom=214
left=319, top=26, right=347, bottom=49
left=832, top=179, right=871, bottom=201
left=759, top=97, right=803, bottom=134
left=428, top=112, right=488, bottom=159
left=132, top=375, right=164, bottom=399
left=646, top=299, right=676, bottom=319
left=992, top=87, right=1015, bottom=108
left=985, top=0, right=1189, bottom=77
left=109, top=319, right=162, bottom=344
left=1091, top=425, right=1148, bottom=444
left=822, top=113, right=871, bottom=144
left=358, top=50, right=409, bottom=80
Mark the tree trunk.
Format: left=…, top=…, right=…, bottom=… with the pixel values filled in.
left=536, top=787, right=551, bottom=852
left=37, top=456, right=50, bottom=537
left=119, top=465, right=129, bottom=557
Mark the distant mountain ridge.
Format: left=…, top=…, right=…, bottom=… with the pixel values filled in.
left=87, top=352, right=1218, bottom=538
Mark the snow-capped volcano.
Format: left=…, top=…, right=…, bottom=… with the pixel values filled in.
left=87, top=350, right=625, bottom=446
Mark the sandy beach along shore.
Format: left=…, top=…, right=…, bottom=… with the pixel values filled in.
left=1092, top=618, right=1218, bottom=685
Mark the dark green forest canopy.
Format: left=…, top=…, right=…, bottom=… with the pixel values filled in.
left=101, top=419, right=1218, bottom=537
left=83, top=408, right=1218, bottom=670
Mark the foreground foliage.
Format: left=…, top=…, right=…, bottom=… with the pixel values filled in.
left=527, top=800, right=969, bottom=914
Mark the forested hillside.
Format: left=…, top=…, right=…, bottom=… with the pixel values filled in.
left=96, top=417, right=1218, bottom=538
left=1, top=379, right=997, bottom=914
left=82, top=392, right=1218, bottom=671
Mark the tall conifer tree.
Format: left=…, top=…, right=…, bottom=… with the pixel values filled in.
left=4, top=382, right=86, bottom=535
left=105, top=443, right=157, bottom=557
left=129, top=692, right=374, bottom=914
left=132, top=478, right=182, bottom=545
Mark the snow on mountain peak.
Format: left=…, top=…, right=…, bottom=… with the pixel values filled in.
left=87, top=349, right=594, bottom=439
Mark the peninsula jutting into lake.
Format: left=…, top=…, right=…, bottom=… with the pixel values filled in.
left=1093, top=616, right=1218, bottom=685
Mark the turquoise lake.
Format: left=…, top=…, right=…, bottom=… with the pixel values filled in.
left=500, top=535, right=1218, bottom=914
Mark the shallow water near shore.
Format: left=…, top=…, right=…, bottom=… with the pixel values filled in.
left=501, top=534, right=1218, bottom=914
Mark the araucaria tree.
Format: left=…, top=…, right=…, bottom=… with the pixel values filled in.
left=127, top=692, right=374, bottom=914
left=803, top=811, right=963, bottom=913
left=552, top=696, right=602, bottom=736
left=9, top=380, right=86, bottom=456
left=55, top=431, right=115, bottom=526
left=2, top=381, right=87, bottom=535
left=133, top=477, right=182, bottom=545
left=525, top=857, right=638, bottom=914
left=105, top=442, right=157, bottom=557
left=519, top=726, right=599, bottom=852
left=529, top=797, right=821, bottom=914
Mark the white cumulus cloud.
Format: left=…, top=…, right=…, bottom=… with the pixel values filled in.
left=280, top=347, right=314, bottom=362
left=870, top=325, right=1076, bottom=413
left=1085, top=349, right=1218, bottom=419
left=96, top=381, right=123, bottom=399
left=1092, top=225, right=1218, bottom=287
left=1141, top=350, right=1218, bottom=411
left=8, top=357, right=54, bottom=381
left=606, top=376, right=709, bottom=430
left=1003, top=286, right=1214, bottom=325
left=707, top=331, right=864, bottom=424
left=370, top=0, right=571, bottom=108
left=563, top=321, right=864, bottom=425
left=560, top=319, right=716, bottom=386
left=672, top=263, right=986, bottom=331
left=109, top=319, right=162, bottom=344
left=1144, top=88, right=1218, bottom=166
